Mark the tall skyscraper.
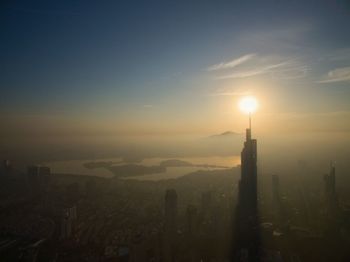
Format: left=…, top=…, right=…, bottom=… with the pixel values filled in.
left=163, top=189, right=178, bottom=262
left=239, top=128, right=258, bottom=212
left=1, top=160, right=12, bottom=176
left=234, top=127, right=260, bottom=260
left=186, top=204, right=198, bottom=237
left=27, top=165, right=51, bottom=196
left=201, top=191, right=212, bottom=222
left=60, top=205, right=77, bottom=240
left=27, top=165, right=51, bottom=186
left=324, top=163, right=338, bottom=214
left=164, top=189, right=177, bottom=233
left=324, top=163, right=336, bottom=198
left=186, top=204, right=199, bottom=262
left=272, top=175, right=280, bottom=205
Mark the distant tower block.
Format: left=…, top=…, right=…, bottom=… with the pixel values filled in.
left=186, top=204, right=198, bottom=236
left=272, top=175, right=280, bottom=204
left=60, top=205, right=78, bottom=240
left=324, top=162, right=338, bottom=212
left=163, top=189, right=178, bottom=262
left=164, top=189, right=178, bottom=233
left=2, top=160, right=12, bottom=176
left=324, top=163, right=336, bottom=197
left=201, top=191, right=212, bottom=220
left=27, top=165, right=51, bottom=194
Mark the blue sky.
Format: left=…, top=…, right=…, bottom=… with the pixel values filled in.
left=1, top=0, right=350, bottom=137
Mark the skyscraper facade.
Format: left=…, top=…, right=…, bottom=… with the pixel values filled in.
left=164, top=189, right=177, bottom=233
left=163, top=189, right=178, bottom=262
left=234, top=127, right=260, bottom=261
left=324, top=163, right=338, bottom=216
left=272, top=175, right=280, bottom=205
left=239, top=128, right=258, bottom=213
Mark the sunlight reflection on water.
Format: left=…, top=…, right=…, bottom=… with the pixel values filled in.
left=43, top=156, right=240, bottom=180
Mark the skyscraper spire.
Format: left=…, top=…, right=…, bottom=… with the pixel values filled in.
left=247, top=111, right=252, bottom=141
left=234, top=111, right=259, bottom=260
left=249, top=111, right=252, bottom=131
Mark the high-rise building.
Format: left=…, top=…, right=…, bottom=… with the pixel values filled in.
left=322, top=162, right=341, bottom=239
left=163, top=189, right=177, bottom=262
left=1, top=160, right=12, bottom=176
left=186, top=204, right=198, bottom=237
left=164, top=189, right=177, bottom=234
left=201, top=191, right=212, bottom=221
left=272, top=174, right=280, bottom=204
left=234, top=127, right=259, bottom=260
left=324, top=163, right=338, bottom=213
left=27, top=165, right=51, bottom=194
left=324, top=163, right=336, bottom=198
left=27, top=165, right=51, bottom=184
left=239, top=127, right=258, bottom=216
left=39, top=166, right=51, bottom=186
left=186, top=204, right=199, bottom=262
left=60, top=205, right=77, bottom=240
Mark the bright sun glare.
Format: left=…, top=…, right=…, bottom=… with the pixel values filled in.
left=239, top=96, right=258, bottom=114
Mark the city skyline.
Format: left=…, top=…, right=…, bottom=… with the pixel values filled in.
left=1, top=1, right=350, bottom=261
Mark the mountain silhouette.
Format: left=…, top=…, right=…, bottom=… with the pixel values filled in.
left=208, top=131, right=241, bottom=138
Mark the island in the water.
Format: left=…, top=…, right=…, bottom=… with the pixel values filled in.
left=83, top=158, right=229, bottom=178
left=83, top=161, right=115, bottom=169
left=107, top=164, right=166, bottom=177
left=160, top=159, right=228, bottom=168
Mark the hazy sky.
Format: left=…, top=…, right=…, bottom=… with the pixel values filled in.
left=1, top=0, right=350, bottom=139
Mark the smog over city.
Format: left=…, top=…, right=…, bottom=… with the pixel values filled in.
left=1, top=1, right=350, bottom=261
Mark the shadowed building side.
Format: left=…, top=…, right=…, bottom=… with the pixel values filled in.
left=233, top=127, right=260, bottom=261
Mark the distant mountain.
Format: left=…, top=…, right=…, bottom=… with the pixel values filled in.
left=208, top=131, right=241, bottom=138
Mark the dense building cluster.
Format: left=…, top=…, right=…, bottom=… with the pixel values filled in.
left=1, top=130, right=350, bottom=261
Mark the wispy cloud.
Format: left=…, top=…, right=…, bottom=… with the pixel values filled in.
left=216, top=61, right=293, bottom=80
left=271, top=65, right=310, bottom=80
left=207, top=53, right=256, bottom=71
left=317, top=67, right=350, bottom=83
left=208, top=52, right=308, bottom=80
left=206, top=90, right=251, bottom=97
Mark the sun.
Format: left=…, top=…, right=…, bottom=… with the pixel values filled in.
left=239, top=96, right=258, bottom=114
